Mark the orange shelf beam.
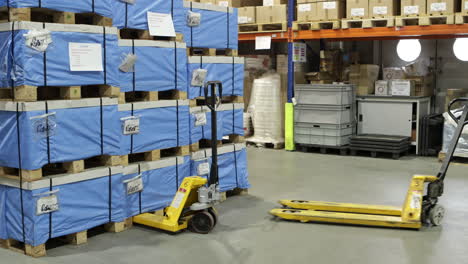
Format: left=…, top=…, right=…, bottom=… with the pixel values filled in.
left=238, top=31, right=289, bottom=42
left=294, top=24, right=468, bottom=41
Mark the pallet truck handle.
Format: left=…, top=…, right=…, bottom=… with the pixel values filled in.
left=448, top=98, right=468, bottom=126
left=204, top=81, right=223, bottom=186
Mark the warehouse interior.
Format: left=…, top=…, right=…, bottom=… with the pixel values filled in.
left=1, top=0, right=468, bottom=263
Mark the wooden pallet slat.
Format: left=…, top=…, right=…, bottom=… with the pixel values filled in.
left=120, top=90, right=188, bottom=104
left=119, top=29, right=184, bottom=42
left=187, top=47, right=238, bottom=57
left=396, top=14, right=454, bottom=26
left=238, top=22, right=287, bottom=33
left=342, top=17, right=395, bottom=29
left=293, top=20, right=341, bottom=31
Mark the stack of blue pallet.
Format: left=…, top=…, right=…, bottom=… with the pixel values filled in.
left=0, top=0, right=248, bottom=254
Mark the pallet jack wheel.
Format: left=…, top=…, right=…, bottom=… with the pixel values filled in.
left=428, top=204, right=445, bottom=226
left=189, top=210, right=215, bottom=234
left=207, top=207, right=218, bottom=227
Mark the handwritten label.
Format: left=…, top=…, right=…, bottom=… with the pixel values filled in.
left=191, top=68, right=207, bottom=86
left=69, top=43, right=103, bottom=71
left=24, top=29, right=52, bottom=52
left=36, top=195, right=59, bottom=215
left=351, top=8, right=365, bottom=17
left=298, top=4, right=311, bottom=12
left=187, top=11, right=201, bottom=27
left=373, top=6, right=387, bottom=15
left=431, top=2, right=446, bottom=11
left=194, top=112, right=207, bottom=127
left=323, top=2, right=336, bottom=9
left=147, top=12, right=176, bottom=37
left=404, top=5, right=419, bottom=15
left=122, top=117, right=140, bottom=135
left=198, top=162, right=210, bottom=175
left=30, top=113, right=57, bottom=140
left=126, top=177, right=143, bottom=195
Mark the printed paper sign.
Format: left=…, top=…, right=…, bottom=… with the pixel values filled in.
left=127, top=177, right=143, bottom=195
left=147, top=12, right=176, bottom=37
left=293, top=42, right=307, bottom=63
left=24, top=29, right=52, bottom=52
left=404, top=5, right=419, bottom=15
left=198, top=162, right=210, bottom=175
left=194, top=112, right=207, bottom=127
left=298, top=4, right=311, bottom=12
left=36, top=195, right=59, bottom=215
left=351, top=8, right=365, bottom=17
left=191, top=69, right=208, bottom=86
left=323, top=2, right=336, bottom=9
left=431, top=2, right=446, bottom=11
left=122, top=117, right=140, bottom=135
left=373, top=6, right=388, bottom=15
left=218, top=1, right=229, bottom=7
left=171, top=191, right=186, bottom=209
left=263, top=0, right=273, bottom=6
left=238, top=16, right=249, bottom=24
left=255, top=36, right=271, bottom=50
left=69, top=43, right=103, bottom=71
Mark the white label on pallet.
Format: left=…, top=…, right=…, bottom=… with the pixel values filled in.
left=431, top=2, right=446, bottom=11
left=323, top=2, right=336, bottom=10
left=298, top=3, right=311, bottom=12
left=30, top=112, right=57, bottom=140
left=410, top=191, right=422, bottom=209
left=36, top=195, right=59, bottom=215
left=171, top=191, right=186, bottom=209
left=238, top=16, right=249, bottom=24
left=69, top=43, right=103, bottom=72
left=404, top=5, right=419, bottom=15
left=198, top=162, right=210, bottom=175
left=147, top=12, right=176, bottom=37
left=255, top=36, right=271, bottom=50
left=194, top=111, right=207, bottom=127
left=263, top=0, right=274, bottom=6
left=191, top=69, right=208, bottom=86
left=127, top=177, right=144, bottom=195
left=465, top=1, right=468, bottom=10
left=373, top=6, right=388, bottom=15
left=218, top=1, right=229, bottom=7
left=24, top=29, right=52, bottom=52
left=350, top=8, right=364, bottom=17
left=122, top=116, right=140, bottom=135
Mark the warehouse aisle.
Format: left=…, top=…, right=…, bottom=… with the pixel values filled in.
left=3, top=147, right=468, bottom=264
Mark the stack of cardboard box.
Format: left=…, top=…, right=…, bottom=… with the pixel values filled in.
left=345, top=0, right=400, bottom=19
left=374, top=66, right=434, bottom=97
left=238, top=0, right=286, bottom=24
left=297, top=0, right=345, bottom=22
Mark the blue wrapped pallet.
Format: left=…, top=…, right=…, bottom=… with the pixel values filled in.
left=182, top=1, right=238, bottom=49
left=113, top=0, right=185, bottom=32
left=118, top=40, right=187, bottom=93
left=0, top=99, right=120, bottom=171
left=189, top=103, right=244, bottom=144
left=121, top=156, right=190, bottom=218
left=190, top=143, right=249, bottom=192
left=187, top=56, right=244, bottom=99
left=0, top=22, right=119, bottom=89
left=0, top=0, right=113, bottom=18
left=0, top=166, right=123, bottom=247
left=118, top=100, right=190, bottom=155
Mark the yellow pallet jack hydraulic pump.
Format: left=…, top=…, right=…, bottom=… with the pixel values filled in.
left=271, top=98, right=468, bottom=229
left=133, top=81, right=224, bottom=234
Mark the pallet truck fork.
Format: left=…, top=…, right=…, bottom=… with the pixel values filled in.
left=133, top=81, right=224, bottom=234
left=270, top=98, right=468, bottom=229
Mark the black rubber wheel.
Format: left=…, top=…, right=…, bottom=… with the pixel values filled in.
left=207, top=207, right=218, bottom=227
left=189, top=211, right=215, bottom=234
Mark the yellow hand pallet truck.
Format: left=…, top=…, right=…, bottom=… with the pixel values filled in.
left=271, top=98, right=468, bottom=229
left=133, top=81, right=224, bottom=234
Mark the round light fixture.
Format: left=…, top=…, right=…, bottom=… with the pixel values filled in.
left=396, top=39, right=421, bottom=62
left=453, top=38, right=468, bottom=61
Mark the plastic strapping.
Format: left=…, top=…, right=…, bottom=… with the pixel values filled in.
left=130, top=103, right=134, bottom=154
left=232, top=103, right=235, bottom=134
left=103, top=26, right=107, bottom=85
left=45, top=101, right=51, bottom=163
left=43, top=23, right=47, bottom=87
left=100, top=98, right=104, bottom=155
left=108, top=167, right=112, bottom=222
left=190, top=2, right=193, bottom=47
left=39, top=0, right=42, bottom=8
left=131, top=40, right=136, bottom=92
left=231, top=56, right=235, bottom=96
left=233, top=144, right=239, bottom=188
left=16, top=103, right=27, bottom=249
left=125, top=3, right=128, bottom=28
left=91, top=0, right=95, bottom=13
left=48, top=178, right=53, bottom=239
left=10, top=22, right=15, bottom=100
left=171, top=0, right=174, bottom=16
left=174, top=42, right=177, bottom=91
left=138, top=164, right=142, bottom=214
left=226, top=7, right=229, bottom=49
left=6, top=0, right=9, bottom=22
left=176, top=100, right=180, bottom=146
left=175, top=157, right=179, bottom=190
left=198, top=56, right=203, bottom=97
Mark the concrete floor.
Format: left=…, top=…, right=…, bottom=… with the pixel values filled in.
left=3, top=147, right=468, bottom=264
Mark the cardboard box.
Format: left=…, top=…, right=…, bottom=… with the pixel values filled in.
left=427, top=0, right=455, bottom=15
left=297, top=2, right=318, bottom=21
left=277, top=54, right=307, bottom=74
left=238, top=6, right=256, bottom=24
left=375, top=80, right=390, bottom=95
left=369, top=0, right=399, bottom=17
left=407, top=76, right=434, bottom=96
left=349, top=64, right=380, bottom=95
left=347, top=0, right=369, bottom=18
left=256, top=5, right=287, bottom=23
left=317, top=1, right=345, bottom=20
left=193, top=0, right=262, bottom=7
left=263, top=0, right=287, bottom=6
left=390, top=80, right=416, bottom=96
left=383, top=67, right=406, bottom=80
left=401, top=0, right=427, bottom=16
left=462, top=0, right=468, bottom=12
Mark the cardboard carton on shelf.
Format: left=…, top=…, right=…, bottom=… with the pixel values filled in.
left=375, top=80, right=390, bottom=95
left=346, top=0, right=369, bottom=18
left=192, top=0, right=262, bottom=7
left=239, top=6, right=256, bottom=24
left=256, top=5, right=287, bottom=23
left=390, top=80, right=416, bottom=96
left=369, top=0, right=399, bottom=18
left=297, top=1, right=318, bottom=21
left=263, top=0, right=287, bottom=6
left=277, top=54, right=307, bottom=74
left=349, top=64, right=380, bottom=95
left=317, top=0, right=345, bottom=20
left=383, top=67, right=406, bottom=80
left=401, top=0, right=427, bottom=16
left=427, top=0, right=456, bottom=15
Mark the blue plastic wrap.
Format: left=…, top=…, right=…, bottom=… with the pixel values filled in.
left=190, top=143, right=249, bottom=192
left=0, top=166, right=123, bottom=246
left=118, top=40, right=187, bottom=93
left=121, top=156, right=190, bottom=218
left=118, top=100, right=189, bottom=155
left=0, top=0, right=113, bottom=18
left=0, top=185, right=6, bottom=240
left=0, top=99, right=120, bottom=170
left=181, top=2, right=238, bottom=49
left=189, top=103, right=244, bottom=144
left=0, top=22, right=119, bottom=89
left=187, top=56, right=244, bottom=99
left=113, top=0, right=185, bottom=32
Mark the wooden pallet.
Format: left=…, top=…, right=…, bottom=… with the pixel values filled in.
left=190, top=135, right=245, bottom=152
left=0, top=154, right=124, bottom=182
left=438, top=152, right=468, bottom=164
left=296, top=144, right=349, bottom=155
left=395, top=14, right=454, bottom=26
left=189, top=95, right=243, bottom=107
left=0, top=218, right=132, bottom=258
left=342, top=17, right=395, bottom=29
left=350, top=148, right=409, bottom=159
left=246, top=138, right=284, bottom=150
left=220, top=187, right=249, bottom=202
left=455, top=13, right=468, bottom=24
left=238, top=22, right=287, bottom=33
left=120, top=90, right=188, bottom=104
left=0, top=7, right=112, bottom=26
left=0, top=85, right=120, bottom=102
left=119, top=28, right=184, bottom=42
left=293, top=20, right=341, bottom=30
left=187, top=47, right=238, bottom=56
left=123, top=145, right=190, bottom=165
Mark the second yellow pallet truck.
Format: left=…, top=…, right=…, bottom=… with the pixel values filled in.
left=133, top=81, right=224, bottom=234
left=270, top=98, right=468, bottom=229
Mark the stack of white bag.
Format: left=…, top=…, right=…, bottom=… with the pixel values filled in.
left=442, top=110, right=468, bottom=155
left=247, top=73, right=284, bottom=144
